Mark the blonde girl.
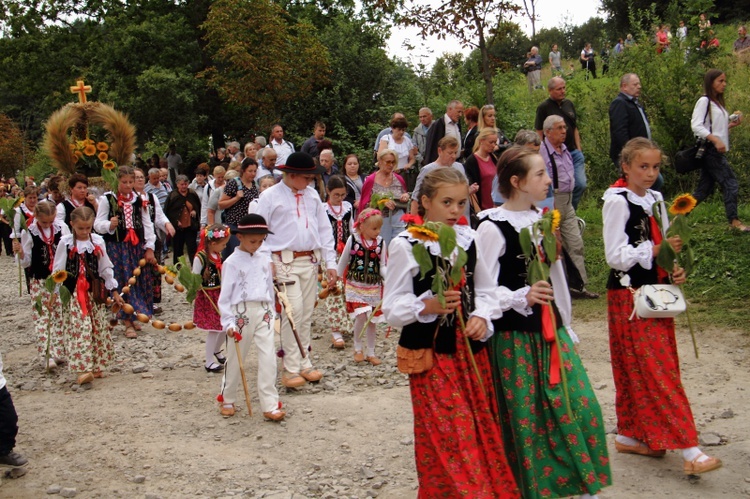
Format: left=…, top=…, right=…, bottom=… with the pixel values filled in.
left=53, top=206, right=121, bottom=385
left=14, top=201, right=69, bottom=370
left=192, top=224, right=231, bottom=372
left=382, top=168, right=519, bottom=497
left=336, top=208, right=385, bottom=364
left=603, top=138, right=721, bottom=475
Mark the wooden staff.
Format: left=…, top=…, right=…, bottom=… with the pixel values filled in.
left=273, top=281, right=306, bottom=359
left=232, top=334, right=252, bottom=417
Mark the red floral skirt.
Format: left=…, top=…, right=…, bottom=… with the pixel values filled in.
left=607, top=289, right=699, bottom=449
left=194, top=288, right=222, bottom=331
left=409, top=330, right=519, bottom=498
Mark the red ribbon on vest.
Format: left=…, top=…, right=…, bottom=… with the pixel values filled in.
left=76, top=257, right=90, bottom=317
left=648, top=216, right=669, bottom=281
left=123, top=228, right=139, bottom=246
left=541, top=303, right=561, bottom=386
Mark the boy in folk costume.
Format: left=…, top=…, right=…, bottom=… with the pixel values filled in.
left=217, top=215, right=284, bottom=420
left=254, top=152, right=338, bottom=388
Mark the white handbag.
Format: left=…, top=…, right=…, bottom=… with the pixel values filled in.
left=632, top=284, right=686, bottom=319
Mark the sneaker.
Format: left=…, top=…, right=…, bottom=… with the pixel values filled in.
left=0, top=451, right=27, bottom=467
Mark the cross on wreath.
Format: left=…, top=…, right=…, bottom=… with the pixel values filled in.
left=70, top=80, right=92, bottom=103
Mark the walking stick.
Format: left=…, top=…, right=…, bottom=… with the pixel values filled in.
left=232, top=335, right=252, bottom=417
left=273, top=280, right=306, bottom=359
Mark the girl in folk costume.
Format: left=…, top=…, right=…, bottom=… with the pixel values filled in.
left=382, top=168, right=519, bottom=498
left=13, top=186, right=41, bottom=292
left=94, top=166, right=157, bottom=339
left=323, top=175, right=353, bottom=349
left=14, top=201, right=70, bottom=371
left=56, top=174, right=98, bottom=229
left=52, top=207, right=122, bottom=385
left=192, top=224, right=230, bottom=373
left=337, top=208, right=386, bottom=364
left=134, top=167, right=175, bottom=315
left=603, top=138, right=721, bottom=475
left=475, top=147, right=610, bottom=499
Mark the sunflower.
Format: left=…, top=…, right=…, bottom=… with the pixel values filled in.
left=74, top=150, right=83, bottom=160
left=96, top=142, right=109, bottom=151
left=75, top=140, right=86, bottom=150
left=669, top=194, right=697, bottom=216
left=84, top=138, right=95, bottom=146
left=407, top=225, right=439, bottom=242
left=51, top=270, right=68, bottom=284
left=377, top=198, right=389, bottom=206
left=98, top=151, right=109, bottom=162
left=83, top=144, right=97, bottom=156
left=102, top=160, right=117, bottom=171
left=551, top=209, right=561, bottom=231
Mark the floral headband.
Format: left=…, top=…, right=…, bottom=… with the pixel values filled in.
left=205, top=227, right=230, bottom=239
left=354, top=209, right=382, bottom=228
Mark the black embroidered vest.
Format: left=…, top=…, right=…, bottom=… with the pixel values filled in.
left=483, top=218, right=561, bottom=332
left=29, top=230, right=61, bottom=280
left=606, top=192, right=663, bottom=290
left=62, top=199, right=96, bottom=227
left=346, top=237, right=383, bottom=285
left=102, top=193, right=145, bottom=243
left=63, top=248, right=104, bottom=295
left=397, top=237, right=485, bottom=355
left=328, top=209, right=352, bottom=250
left=197, top=251, right=222, bottom=289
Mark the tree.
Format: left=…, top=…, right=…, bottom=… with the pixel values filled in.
left=368, top=0, right=520, bottom=104
left=0, top=114, right=27, bottom=178
left=200, top=0, right=330, bottom=121
left=519, top=0, right=538, bottom=41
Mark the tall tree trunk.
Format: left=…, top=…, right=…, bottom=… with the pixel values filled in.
left=474, top=15, right=494, bottom=105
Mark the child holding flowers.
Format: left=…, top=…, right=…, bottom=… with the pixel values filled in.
left=324, top=176, right=354, bottom=350
left=53, top=206, right=121, bottom=385
left=192, top=224, right=231, bottom=373
left=475, top=146, right=610, bottom=498
left=14, top=200, right=70, bottom=371
left=382, top=168, right=519, bottom=498
left=94, top=165, right=157, bottom=339
left=602, top=137, right=721, bottom=475
left=336, top=208, right=386, bottom=364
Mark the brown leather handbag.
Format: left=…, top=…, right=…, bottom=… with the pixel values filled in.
left=396, top=346, right=433, bottom=374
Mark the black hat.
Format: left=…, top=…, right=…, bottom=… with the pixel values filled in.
left=276, top=151, right=325, bottom=174
left=234, top=214, right=274, bottom=235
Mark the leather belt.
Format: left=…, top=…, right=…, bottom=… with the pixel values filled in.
left=272, top=250, right=315, bottom=259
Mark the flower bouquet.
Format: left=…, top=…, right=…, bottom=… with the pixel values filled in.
left=401, top=214, right=485, bottom=393
left=369, top=191, right=393, bottom=210
left=653, top=193, right=699, bottom=358
left=518, top=208, right=573, bottom=419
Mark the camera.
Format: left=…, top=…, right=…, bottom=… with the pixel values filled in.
left=695, top=137, right=708, bottom=159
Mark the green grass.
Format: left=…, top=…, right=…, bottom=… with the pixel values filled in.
left=575, top=197, right=750, bottom=333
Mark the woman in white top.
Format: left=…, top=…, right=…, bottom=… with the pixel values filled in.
left=690, top=69, right=747, bottom=231
left=378, top=115, right=416, bottom=172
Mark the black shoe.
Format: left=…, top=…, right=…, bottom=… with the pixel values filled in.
left=152, top=305, right=163, bottom=315
left=214, top=352, right=226, bottom=365
left=0, top=451, right=28, bottom=467
left=205, top=362, right=223, bottom=373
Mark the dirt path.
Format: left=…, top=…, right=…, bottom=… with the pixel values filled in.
left=0, top=256, right=747, bottom=498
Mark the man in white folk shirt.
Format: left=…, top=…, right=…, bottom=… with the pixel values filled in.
left=255, top=152, right=338, bottom=388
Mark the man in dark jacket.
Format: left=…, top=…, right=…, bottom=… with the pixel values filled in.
left=423, top=100, right=463, bottom=167
left=164, top=175, right=201, bottom=265
left=609, top=73, right=663, bottom=190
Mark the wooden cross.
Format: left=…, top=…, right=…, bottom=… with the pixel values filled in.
left=69, top=80, right=92, bottom=103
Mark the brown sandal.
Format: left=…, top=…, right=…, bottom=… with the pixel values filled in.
left=125, top=327, right=138, bottom=339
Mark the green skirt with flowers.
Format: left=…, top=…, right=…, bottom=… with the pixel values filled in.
left=490, top=327, right=612, bottom=499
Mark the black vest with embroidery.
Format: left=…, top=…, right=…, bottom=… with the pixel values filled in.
left=397, top=237, right=485, bottom=355
left=142, top=193, right=157, bottom=223
left=483, top=218, right=561, bottom=332
left=328, top=209, right=352, bottom=248
left=29, top=230, right=61, bottom=279
left=62, top=247, right=104, bottom=295
left=346, top=237, right=383, bottom=285
left=62, top=199, right=96, bottom=227
left=606, top=191, right=663, bottom=290
left=197, top=251, right=222, bottom=289
left=102, top=193, right=145, bottom=243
